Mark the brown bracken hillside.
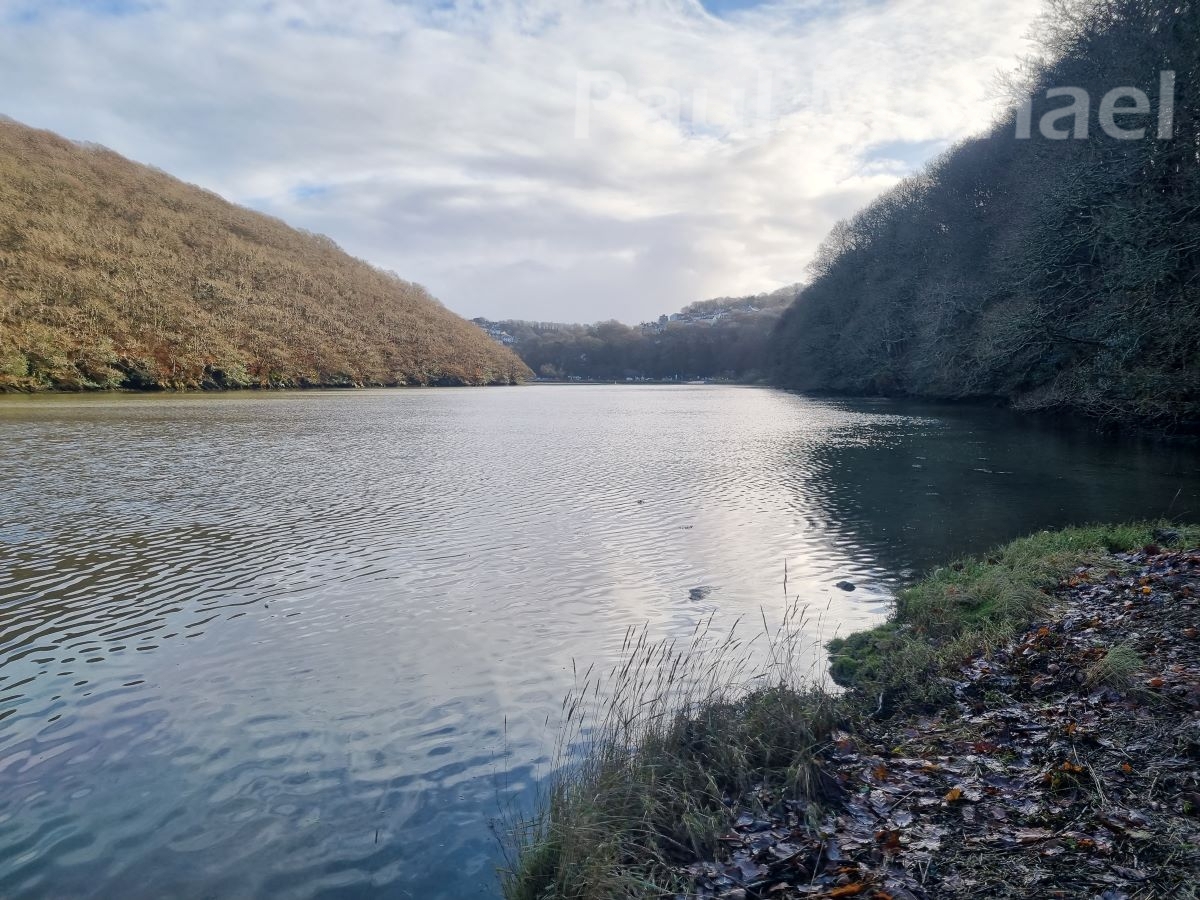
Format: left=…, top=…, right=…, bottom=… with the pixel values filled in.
left=0, top=118, right=530, bottom=390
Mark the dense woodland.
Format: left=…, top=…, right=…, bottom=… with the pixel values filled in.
left=769, top=0, right=1199, bottom=429
left=0, top=119, right=529, bottom=391
left=483, top=288, right=796, bottom=381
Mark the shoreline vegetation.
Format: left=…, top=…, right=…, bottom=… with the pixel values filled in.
left=469, top=289, right=796, bottom=385
left=501, top=522, right=1200, bottom=899
left=0, top=118, right=530, bottom=393
left=769, top=0, right=1199, bottom=433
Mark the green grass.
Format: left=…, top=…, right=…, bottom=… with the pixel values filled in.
left=499, top=607, right=838, bottom=900
left=501, top=521, right=1197, bottom=898
left=1085, top=643, right=1143, bottom=690
left=828, top=521, right=1198, bottom=706
left=503, top=682, right=837, bottom=900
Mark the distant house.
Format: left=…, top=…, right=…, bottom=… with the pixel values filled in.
left=471, top=317, right=519, bottom=347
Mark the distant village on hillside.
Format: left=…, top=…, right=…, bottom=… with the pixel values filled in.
left=471, top=287, right=799, bottom=348
left=469, top=287, right=800, bottom=382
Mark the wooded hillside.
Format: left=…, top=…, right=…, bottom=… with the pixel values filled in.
left=0, top=118, right=529, bottom=390
left=482, top=287, right=797, bottom=382
left=770, top=0, right=1199, bottom=430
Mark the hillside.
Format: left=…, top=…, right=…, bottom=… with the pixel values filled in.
left=769, top=0, right=1199, bottom=430
left=477, top=286, right=798, bottom=381
left=0, top=118, right=530, bottom=391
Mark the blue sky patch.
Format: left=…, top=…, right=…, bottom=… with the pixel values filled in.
left=6, top=0, right=156, bottom=25
left=291, top=183, right=332, bottom=202
left=699, top=0, right=771, bottom=18
left=866, top=138, right=950, bottom=174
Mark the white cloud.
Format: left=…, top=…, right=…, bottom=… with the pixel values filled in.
left=0, top=0, right=1041, bottom=322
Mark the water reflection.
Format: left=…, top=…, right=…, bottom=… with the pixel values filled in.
left=0, top=387, right=1195, bottom=898
left=793, top=399, right=1198, bottom=576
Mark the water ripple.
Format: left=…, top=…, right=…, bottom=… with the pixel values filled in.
left=1, top=386, right=1197, bottom=897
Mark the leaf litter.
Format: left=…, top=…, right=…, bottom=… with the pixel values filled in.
left=677, top=547, right=1200, bottom=899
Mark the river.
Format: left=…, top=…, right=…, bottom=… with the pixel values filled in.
left=1, top=385, right=1196, bottom=898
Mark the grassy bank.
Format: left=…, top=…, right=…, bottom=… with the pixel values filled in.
left=500, top=521, right=1198, bottom=899
left=500, top=611, right=839, bottom=899
left=828, top=521, right=1198, bottom=704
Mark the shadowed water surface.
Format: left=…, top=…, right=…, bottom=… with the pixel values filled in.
left=0, top=386, right=1196, bottom=898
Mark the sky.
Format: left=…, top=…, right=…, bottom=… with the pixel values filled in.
left=0, top=0, right=1043, bottom=323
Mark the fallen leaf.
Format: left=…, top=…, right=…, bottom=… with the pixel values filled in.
left=875, top=829, right=902, bottom=852
left=944, top=787, right=963, bottom=802
left=829, top=884, right=866, bottom=898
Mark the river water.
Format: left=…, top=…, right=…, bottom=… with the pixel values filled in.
left=1, top=386, right=1196, bottom=898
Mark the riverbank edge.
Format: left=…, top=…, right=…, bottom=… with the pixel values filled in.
left=499, top=521, right=1199, bottom=899
left=773, top=386, right=1200, bottom=439
left=0, top=374, right=527, bottom=394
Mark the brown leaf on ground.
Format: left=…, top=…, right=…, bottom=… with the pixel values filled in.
left=678, top=547, right=1200, bottom=900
